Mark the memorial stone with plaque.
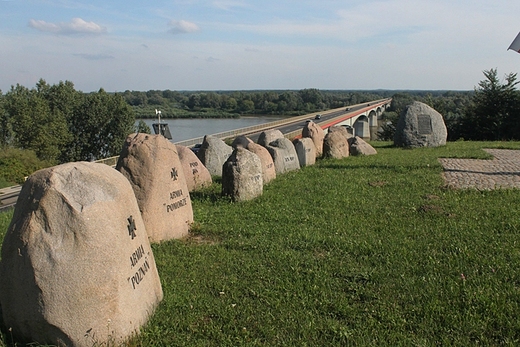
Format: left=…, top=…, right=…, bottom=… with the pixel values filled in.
left=0, top=162, right=163, bottom=347
left=394, top=101, right=447, bottom=148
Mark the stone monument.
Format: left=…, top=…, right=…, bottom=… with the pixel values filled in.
left=222, top=147, right=263, bottom=202
left=116, top=133, right=193, bottom=243
left=266, top=138, right=300, bottom=174
left=394, top=101, right=447, bottom=148
left=293, top=137, right=316, bottom=167
left=348, top=136, right=377, bottom=156
left=0, top=162, right=163, bottom=347
left=302, top=121, right=325, bottom=157
left=323, top=131, right=350, bottom=159
left=196, top=135, right=233, bottom=176
left=176, top=145, right=212, bottom=192
left=246, top=142, right=276, bottom=184
left=257, top=129, right=284, bottom=147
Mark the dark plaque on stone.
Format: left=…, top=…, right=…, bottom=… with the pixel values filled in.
left=417, top=114, right=432, bottom=135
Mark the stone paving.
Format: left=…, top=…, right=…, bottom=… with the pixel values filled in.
left=439, top=149, right=520, bottom=190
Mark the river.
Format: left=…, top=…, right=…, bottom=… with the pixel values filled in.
left=136, top=116, right=285, bottom=143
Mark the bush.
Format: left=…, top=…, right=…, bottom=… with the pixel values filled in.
left=0, top=147, right=53, bottom=185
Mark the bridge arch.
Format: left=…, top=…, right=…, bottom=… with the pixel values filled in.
left=353, top=115, right=370, bottom=140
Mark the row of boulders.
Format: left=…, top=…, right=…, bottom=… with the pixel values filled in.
left=0, top=119, right=377, bottom=346
left=198, top=121, right=377, bottom=202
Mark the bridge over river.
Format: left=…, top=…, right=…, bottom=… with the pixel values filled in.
left=0, top=98, right=391, bottom=211
left=173, top=98, right=391, bottom=147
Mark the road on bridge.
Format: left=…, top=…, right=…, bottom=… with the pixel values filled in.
left=241, top=102, right=372, bottom=142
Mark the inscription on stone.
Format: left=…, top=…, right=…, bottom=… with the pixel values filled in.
left=165, top=188, right=187, bottom=212
left=284, top=156, right=296, bottom=163
left=417, top=114, right=432, bottom=135
left=190, top=162, right=199, bottom=175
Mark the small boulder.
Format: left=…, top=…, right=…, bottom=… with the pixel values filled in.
left=394, top=101, right=447, bottom=148
left=176, top=145, right=212, bottom=192
left=293, top=137, right=316, bottom=167
left=222, top=148, right=263, bottom=202
left=257, top=129, right=284, bottom=147
left=231, top=136, right=253, bottom=149
left=116, top=133, right=193, bottom=243
left=266, top=138, right=300, bottom=174
left=0, top=162, right=163, bottom=347
left=302, top=121, right=325, bottom=157
left=323, top=131, right=350, bottom=159
left=196, top=135, right=233, bottom=176
left=348, top=136, right=377, bottom=156
left=246, top=142, right=276, bottom=184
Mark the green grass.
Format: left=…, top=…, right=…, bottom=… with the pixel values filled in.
left=2, top=141, right=520, bottom=346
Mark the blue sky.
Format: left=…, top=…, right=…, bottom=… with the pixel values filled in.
left=1, top=0, right=520, bottom=92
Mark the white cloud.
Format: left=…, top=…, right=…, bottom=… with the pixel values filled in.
left=168, top=20, right=200, bottom=34
left=28, top=18, right=107, bottom=35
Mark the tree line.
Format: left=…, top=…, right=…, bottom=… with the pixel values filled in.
left=1, top=69, right=519, bottom=185
left=123, top=88, right=391, bottom=118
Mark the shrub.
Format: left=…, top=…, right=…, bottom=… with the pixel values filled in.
left=0, top=147, right=53, bottom=185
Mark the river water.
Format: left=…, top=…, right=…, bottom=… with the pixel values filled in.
left=136, top=116, right=285, bottom=143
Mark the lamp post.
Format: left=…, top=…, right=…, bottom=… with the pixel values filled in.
left=155, top=109, right=162, bottom=136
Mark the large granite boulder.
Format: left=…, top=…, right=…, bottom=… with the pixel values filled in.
left=176, top=145, right=212, bottom=192
left=116, top=133, right=193, bottom=243
left=266, top=138, right=300, bottom=174
left=257, top=129, right=284, bottom=147
left=222, top=148, right=263, bottom=202
left=302, top=121, right=325, bottom=157
left=348, top=136, right=377, bottom=156
left=323, top=131, right=350, bottom=159
left=293, top=137, right=316, bottom=167
left=246, top=142, right=276, bottom=184
left=0, top=162, right=163, bottom=347
left=394, top=101, right=447, bottom=148
left=196, top=135, right=233, bottom=176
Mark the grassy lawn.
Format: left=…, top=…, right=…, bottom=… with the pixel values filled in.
left=2, top=140, right=520, bottom=346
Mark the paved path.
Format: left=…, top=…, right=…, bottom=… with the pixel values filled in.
left=439, top=149, right=520, bottom=190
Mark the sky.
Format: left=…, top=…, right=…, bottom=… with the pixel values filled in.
left=1, top=0, right=520, bottom=93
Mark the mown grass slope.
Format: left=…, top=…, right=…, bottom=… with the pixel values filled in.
left=1, top=141, right=520, bottom=346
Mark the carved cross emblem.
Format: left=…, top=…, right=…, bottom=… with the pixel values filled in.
left=127, top=215, right=137, bottom=240
left=171, top=167, right=178, bottom=181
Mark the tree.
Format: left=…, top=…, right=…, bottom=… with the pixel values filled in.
left=5, top=83, right=70, bottom=162
left=0, top=90, right=11, bottom=146
left=459, top=69, right=520, bottom=140
left=135, top=120, right=151, bottom=134
left=65, top=89, right=134, bottom=161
